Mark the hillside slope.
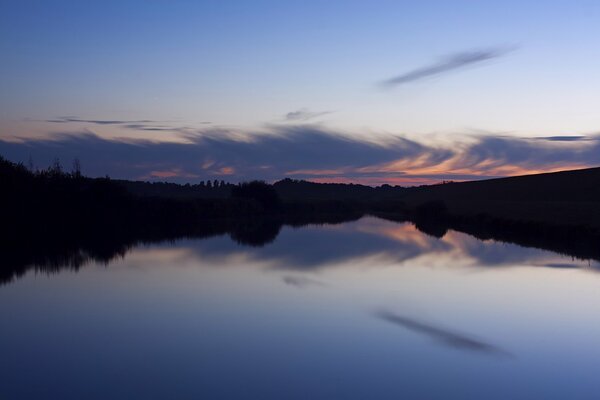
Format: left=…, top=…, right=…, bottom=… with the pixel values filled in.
left=398, top=167, right=600, bottom=229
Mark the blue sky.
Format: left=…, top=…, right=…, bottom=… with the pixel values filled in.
left=1, top=0, right=600, bottom=184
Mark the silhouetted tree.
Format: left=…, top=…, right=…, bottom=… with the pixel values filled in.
left=231, top=181, right=281, bottom=210
left=47, top=158, right=63, bottom=178
left=72, top=158, right=82, bottom=178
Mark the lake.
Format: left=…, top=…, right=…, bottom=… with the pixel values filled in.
left=1, top=216, right=600, bottom=399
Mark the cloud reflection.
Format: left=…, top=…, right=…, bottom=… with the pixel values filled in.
left=169, top=218, right=596, bottom=273
left=374, top=310, right=511, bottom=357
left=282, top=275, right=326, bottom=288
left=3, top=215, right=599, bottom=286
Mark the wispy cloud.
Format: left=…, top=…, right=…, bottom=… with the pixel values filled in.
left=533, top=135, right=590, bottom=142
left=1, top=127, right=599, bottom=185
left=46, top=117, right=155, bottom=125
left=122, top=124, right=182, bottom=132
left=380, top=47, right=514, bottom=88
left=0, top=127, right=441, bottom=182
left=374, top=310, right=511, bottom=357
left=285, top=109, right=332, bottom=121
left=44, top=116, right=210, bottom=132
left=454, top=135, right=600, bottom=171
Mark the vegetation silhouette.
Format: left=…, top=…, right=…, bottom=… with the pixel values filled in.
left=3, top=154, right=600, bottom=285
left=412, top=200, right=449, bottom=238
left=0, top=155, right=365, bottom=284
left=231, top=181, right=282, bottom=211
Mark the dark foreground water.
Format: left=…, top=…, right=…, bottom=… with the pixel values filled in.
left=2, top=217, right=600, bottom=399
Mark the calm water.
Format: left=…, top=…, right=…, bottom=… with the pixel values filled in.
left=2, top=217, right=600, bottom=399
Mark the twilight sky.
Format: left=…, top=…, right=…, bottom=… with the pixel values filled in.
left=1, top=0, right=600, bottom=185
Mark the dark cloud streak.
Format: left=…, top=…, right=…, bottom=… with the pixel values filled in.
left=534, top=136, right=590, bottom=142
left=380, top=47, right=513, bottom=88
left=375, top=310, right=511, bottom=356
left=122, top=124, right=182, bottom=132
left=46, top=117, right=156, bottom=125
left=44, top=117, right=209, bottom=132
left=285, top=109, right=332, bottom=121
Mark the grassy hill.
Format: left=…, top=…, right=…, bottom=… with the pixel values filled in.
left=395, top=167, right=600, bottom=230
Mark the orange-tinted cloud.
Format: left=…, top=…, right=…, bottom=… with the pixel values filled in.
left=1, top=128, right=599, bottom=185
left=149, top=170, right=179, bottom=178
left=215, top=166, right=235, bottom=175
left=143, top=168, right=199, bottom=180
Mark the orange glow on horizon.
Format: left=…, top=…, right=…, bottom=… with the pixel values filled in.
left=296, top=148, right=590, bottom=186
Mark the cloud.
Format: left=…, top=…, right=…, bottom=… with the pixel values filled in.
left=456, top=135, right=600, bottom=171
left=122, top=124, right=182, bottom=132
left=1, top=127, right=600, bottom=185
left=374, top=310, right=511, bottom=357
left=44, top=117, right=208, bottom=133
left=380, top=47, right=514, bottom=88
left=46, top=117, right=155, bottom=125
left=534, top=136, right=590, bottom=142
left=285, top=109, right=332, bottom=121
left=0, top=126, right=447, bottom=182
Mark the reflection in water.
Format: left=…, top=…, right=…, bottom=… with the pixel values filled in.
left=282, top=275, right=327, bottom=288
left=375, top=310, right=511, bottom=357
left=179, top=219, right=597, bottom=275
left=2, top=217, right=600, bottom=399
left=0, top=214, right=360, bottom=285
left=2, top=216, right=599, bottom=286
left=541, top=263, right=583, bottom=269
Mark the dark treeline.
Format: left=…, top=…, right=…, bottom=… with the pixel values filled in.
left=116, top=178, right=235, bottom=199
left=274, top=179, right=404, bottom=202
left=0, top=156, right=367, bottom=233
left=0, top=156, right=365, bottom=284
left=3, top=155, right=600, bottom=285
left=114, top=176, right=406, bottom=201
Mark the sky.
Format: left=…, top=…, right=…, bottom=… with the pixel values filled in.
left=1, top=0, right=600, bottom=185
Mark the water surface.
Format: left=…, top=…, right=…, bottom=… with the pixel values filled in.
left=2, top=217, right=600, bottom=399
